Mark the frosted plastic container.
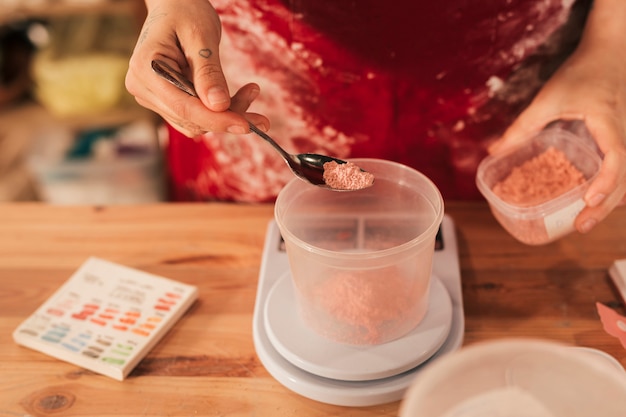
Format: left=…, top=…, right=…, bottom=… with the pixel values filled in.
left=274, top=159, right=444, bottom=345
left=476, top=128, right=601, bottom=245
left=28, top=154, right=165, bottom=205
left=400, top=339, right=626, bottom=417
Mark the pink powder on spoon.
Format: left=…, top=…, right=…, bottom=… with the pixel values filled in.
left=323, top=161, right=375, bottom=190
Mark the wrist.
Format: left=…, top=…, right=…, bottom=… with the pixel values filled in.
left=579, top=0, right=626, bottom=50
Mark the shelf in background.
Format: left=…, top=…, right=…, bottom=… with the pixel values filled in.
left=0, top=0, right=144, bottom=26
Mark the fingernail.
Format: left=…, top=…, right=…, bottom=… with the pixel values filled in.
left=579, top=218, right=597, bottom=234
left=207, top=86, right=230, bottom=107
left=249, top=87, right=260, bottom=102
left=586, top=193, right=606, bottom=207
left=226, top=125, right=247, bottom=134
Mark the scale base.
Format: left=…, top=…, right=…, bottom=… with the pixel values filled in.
left=252, top=215, right=465, bottom=407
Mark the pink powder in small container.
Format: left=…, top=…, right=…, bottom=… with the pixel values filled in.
left=476, top=127, right=602, bottom=245
left=275, top=159, right=444, bottom=345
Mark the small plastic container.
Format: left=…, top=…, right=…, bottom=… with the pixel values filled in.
left=476, top=128, right=602, bottom=245
left=275, top=159, right=444, bottom=345
left=399, top=339, right=626, bottom=417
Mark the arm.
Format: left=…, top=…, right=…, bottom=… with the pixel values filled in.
left=125, top=0, right=270, bottom=137
left=493, top=0, right=626, bottom=234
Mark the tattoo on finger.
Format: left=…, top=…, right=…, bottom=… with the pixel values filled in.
left=176, top=120, right=205, bottom=139
left=199, top=49, right=213, bottom=58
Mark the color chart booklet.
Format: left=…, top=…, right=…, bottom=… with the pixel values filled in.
left=13, top=257, right=198, bottom=380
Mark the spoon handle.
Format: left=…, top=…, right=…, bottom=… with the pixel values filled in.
left=247, top=124, right=293, bottom=162
left=151, top=60, right=199, bottom=98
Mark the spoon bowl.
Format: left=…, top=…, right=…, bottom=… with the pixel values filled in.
left=247, top=123, right=349, bottom=186
left=151, top=59, right=373, bottom=191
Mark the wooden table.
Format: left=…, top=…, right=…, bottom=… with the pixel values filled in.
left=1, top=202, right=625, bottom=416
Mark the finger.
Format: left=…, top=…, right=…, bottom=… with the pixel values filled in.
left=576, top=150, right=626, bottom=233
left=133, top=88, right=204, bottom=137
left=230, top=83, right=260, bottom=113
left=582, top=114, right=626, bottom=204
left=194, top=57, right=232, bottom=112
left=230, top=84, right=271, bottom=131
left=175, top=15, right=232, bottom=113
left=244, top=113, right=271, bottom=132
left=176, top=33, right=253, bottom=132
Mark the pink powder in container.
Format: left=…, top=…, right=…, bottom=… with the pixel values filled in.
left=476, top=127, right=602, bottom=245
left=301, top=265, right=430, bottom=345
left=275, top=159, right=444, bottom=345
left=492, top=146, right=586, bottom=206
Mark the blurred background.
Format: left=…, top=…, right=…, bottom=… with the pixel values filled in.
left=0, top=0, right=166, bottom=205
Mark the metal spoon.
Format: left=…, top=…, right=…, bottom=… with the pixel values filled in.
left=151, top=59, right=372, bottom=190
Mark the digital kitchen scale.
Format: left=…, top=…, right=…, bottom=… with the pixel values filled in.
left=252, top=214, right=464, bottom=407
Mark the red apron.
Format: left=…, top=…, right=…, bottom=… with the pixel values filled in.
left=166, top=0, right=587, bottom=202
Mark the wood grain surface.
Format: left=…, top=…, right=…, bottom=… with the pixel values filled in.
left=1, top=202, right=625, bottom=416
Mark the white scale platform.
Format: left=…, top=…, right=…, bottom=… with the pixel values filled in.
left=252, top=214, right=465, bottom=407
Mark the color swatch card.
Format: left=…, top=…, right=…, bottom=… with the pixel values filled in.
left=13, top=257, right=198, bottom=381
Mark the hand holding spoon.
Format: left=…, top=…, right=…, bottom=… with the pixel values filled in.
left=151, top=60, right=373, bottom=191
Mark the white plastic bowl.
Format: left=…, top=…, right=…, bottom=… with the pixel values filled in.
left=400, top=338, right=626, bottom=417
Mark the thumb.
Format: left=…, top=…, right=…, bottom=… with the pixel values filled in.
left=192, top=48, right=232, bottom=112
left=491, top=103, right=557, bottom=155
left=179, top=11, right=231, bottom=112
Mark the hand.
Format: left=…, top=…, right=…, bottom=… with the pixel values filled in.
left=491, top=26, right=626, bottom=234
left=125, top=0, right=270, bottom=137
